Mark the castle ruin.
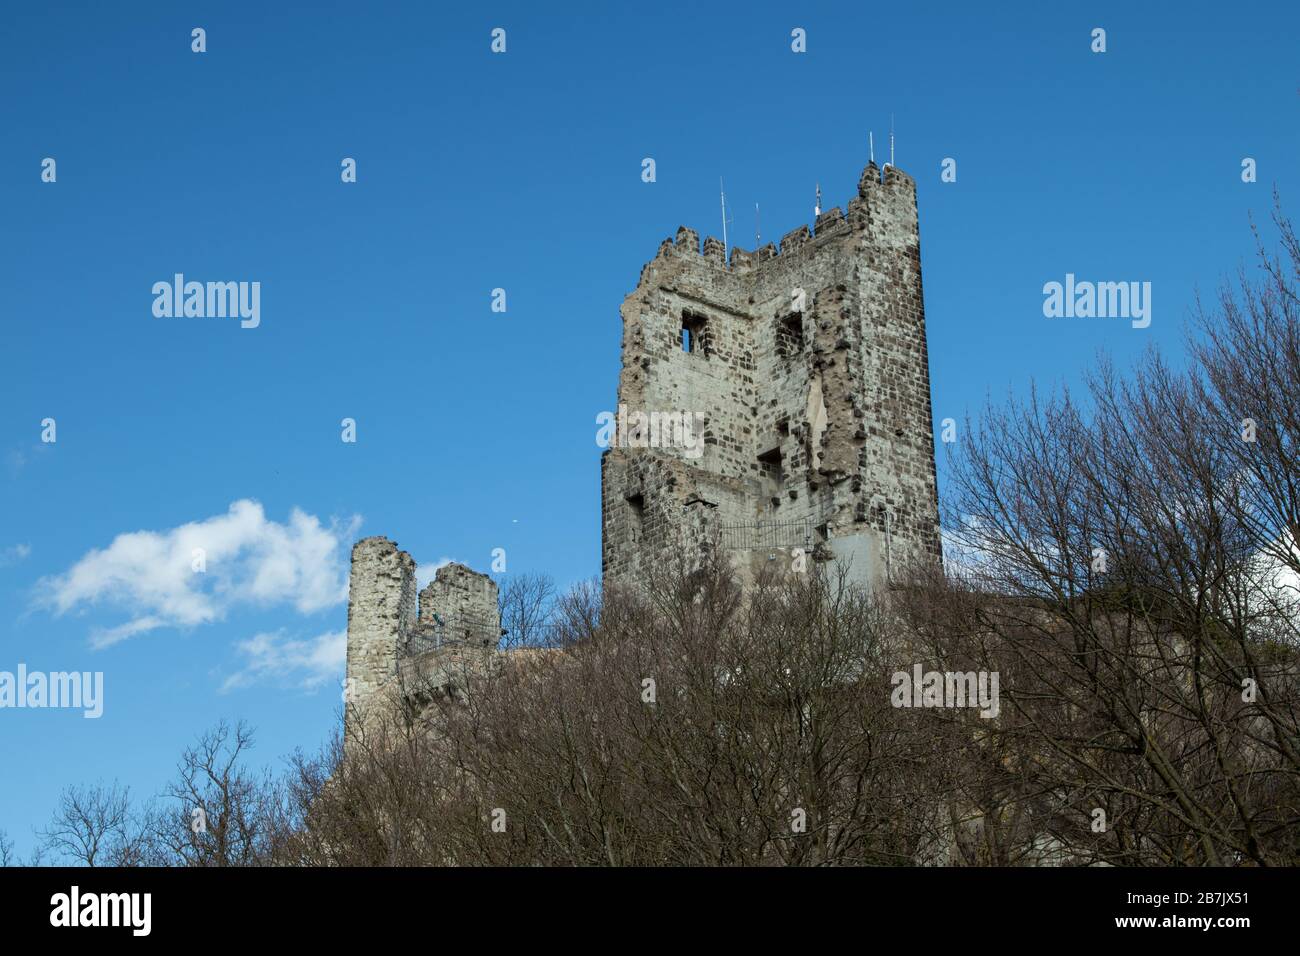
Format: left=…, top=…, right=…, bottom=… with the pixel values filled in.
left=344, top=157, right=942, bottom=737
left=602, top=160, right=941, bottom=591
left=344, top=536, right=501, bottom=737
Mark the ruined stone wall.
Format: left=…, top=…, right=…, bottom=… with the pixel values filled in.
left=602, top=161, right=941, bottom=593
left=853, top=166, right=943, bottom=574
left=345, top=536, right=417, bottom=708
left=419, top=562, right=499, bottom=633
left=345, top=538, right=500, bottom=743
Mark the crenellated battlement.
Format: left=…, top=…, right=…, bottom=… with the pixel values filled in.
left=780, top=224, right=812, bottom=254
left=644, top=163, right=918, bottom=283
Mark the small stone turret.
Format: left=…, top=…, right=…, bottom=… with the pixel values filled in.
left=344, top=536, right=416, bottom=709
left=344, top=537, right=500, bottom=741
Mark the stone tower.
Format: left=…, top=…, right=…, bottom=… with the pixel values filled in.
left=601, top=160, right=941, bottom=592
left=344, top=536, right=500, bottom=739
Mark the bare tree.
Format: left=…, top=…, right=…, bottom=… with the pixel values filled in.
left=152, top=720, right=276, bottom=866
left=498, top=572, right=558, bottom=648
left=935, top=211, right=1300, bottom=865
left=38, top=782, right=152, bottom=866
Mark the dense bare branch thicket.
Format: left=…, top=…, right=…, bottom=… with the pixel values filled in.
left=305, top=557, right=966, bottom=866
left=20, top=213, right=1300, bottom=867
left=937, top=207, right=1300, bottom=865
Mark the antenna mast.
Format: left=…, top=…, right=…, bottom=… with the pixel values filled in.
left=888, top=115, right=895, bottom=168
left=815, top=182, right=821, bottom=217
left=755, top=202, right=761, bottom=246
left=869, top=131, right=874, bottom=164
left=720, top=177, right=732, bottom=252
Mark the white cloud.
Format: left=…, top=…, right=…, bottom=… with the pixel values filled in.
left=89, top=616, right=167, bottom=648
left=0, top=543, right=31, bottom=567
left=37, top=499, right=360, bottom=648
left=220, top=629, right=347, bottom=693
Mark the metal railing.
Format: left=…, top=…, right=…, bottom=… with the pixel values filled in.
left=718, top=518, right=815, bottom=551
left=402, top=616, right=502, bottom=659
left=401, top=617, right=576, bottom=659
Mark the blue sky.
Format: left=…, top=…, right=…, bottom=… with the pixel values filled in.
left=1, top=1, right=1297, bottom=858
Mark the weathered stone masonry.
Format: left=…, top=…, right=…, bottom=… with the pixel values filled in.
left=601, top=160, right=942, bottom=591
left=344, top=536, right=500, bottom=738
left=343, top=158, right=943, bottom=741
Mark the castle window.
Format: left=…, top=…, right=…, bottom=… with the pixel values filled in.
left=776, top=313, right=804, bottom=358
left=681, top=312, right=709, bottom=356
left=758, top=447, right=783, bottom=502
left=626, top=493, right=645, bottom=537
